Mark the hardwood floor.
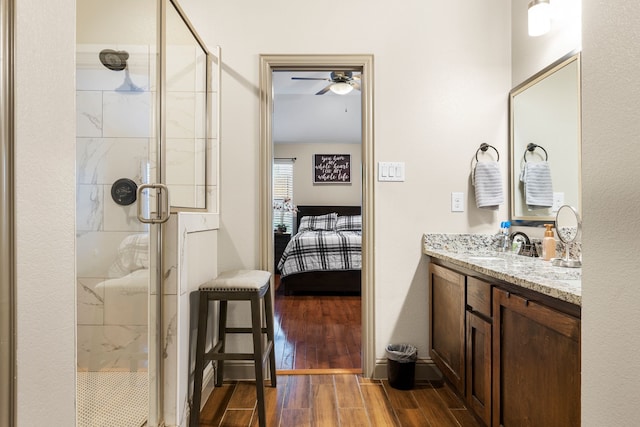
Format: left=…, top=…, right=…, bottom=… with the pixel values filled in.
left=197, top=374, right=483, bottom=427
left=274, top=275, right=361, bottom=371
left=195, top=277, right=481, bottom=426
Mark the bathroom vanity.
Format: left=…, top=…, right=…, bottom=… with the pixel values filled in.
left=423, top=234, right=581, bottom=427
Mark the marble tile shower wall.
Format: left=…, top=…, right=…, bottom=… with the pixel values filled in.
left=165, top=44, right=213, bottom=209
left=76, top=44, right=154, bottom=371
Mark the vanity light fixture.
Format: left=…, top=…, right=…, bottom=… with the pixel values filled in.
left=329, top=82, right=354, bottom=95
left=528, top=0, right=551, bottom=37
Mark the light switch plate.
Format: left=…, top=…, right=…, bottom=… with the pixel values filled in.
left=378, top=162, right=405, bottom=181
left=552, top=192, right=565, bottom=212
left=451, top=192, right=464, bottom=212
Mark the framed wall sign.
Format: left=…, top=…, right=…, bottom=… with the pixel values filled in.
left=313, top=154, right=351, bottom=184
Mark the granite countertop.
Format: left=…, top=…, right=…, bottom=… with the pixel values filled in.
left=422, top=233, right=581, bottom=306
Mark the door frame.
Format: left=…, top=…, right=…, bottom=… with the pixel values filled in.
left=0, top=0, right=15, bottom=423
left=258, top=54, right=375, bottom=376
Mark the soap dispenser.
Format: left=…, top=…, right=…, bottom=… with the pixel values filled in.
left=542, top=223, right=556, bottom=261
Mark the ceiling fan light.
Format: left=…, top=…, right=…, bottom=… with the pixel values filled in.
left=329, top=82, right=353, bottom=95
left=528, top=0, right=551, bottom=37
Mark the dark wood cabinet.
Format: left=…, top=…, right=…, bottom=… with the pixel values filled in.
left=466, top=277, right=493, bottom=427
left=492, top=288, right=580, bottom=427
left=274, top=233, right=291, bottom=273
left=429, top=263, right=466, bottom=393
left=466, top=311, right=492, bottom=426
left=429, top=261, right=580, bottom=427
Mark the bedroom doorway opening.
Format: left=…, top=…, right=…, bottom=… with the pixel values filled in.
left=259, top=54, right=375, bottom=376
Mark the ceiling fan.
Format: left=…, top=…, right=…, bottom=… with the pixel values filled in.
left=291, top=71, right=361, bottom=95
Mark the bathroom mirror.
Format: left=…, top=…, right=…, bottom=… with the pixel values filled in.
left=509, top=52, right=581, bottom=223
left=553, top=204, right=582, bottom=268
left=165, top=0, right=210, bottom=210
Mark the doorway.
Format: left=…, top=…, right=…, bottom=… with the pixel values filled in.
left=259, top=54, right=375, bottom=377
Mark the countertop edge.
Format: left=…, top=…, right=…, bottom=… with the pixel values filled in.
left=422, top=244, right=582, bottom=307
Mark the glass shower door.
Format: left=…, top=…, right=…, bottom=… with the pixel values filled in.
left=76, top=0, right=162, bottom=425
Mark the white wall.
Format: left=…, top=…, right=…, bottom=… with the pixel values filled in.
left=581, top=1, right=640, bottom=424
left=510, top=0, right=581, bottom=241
left=511, top=0, right=582, bottom=85
left=14, top=0, right=76, bottom=425
left=274, top=143, right=362, bottom=206
left=181, top=0, right=511, bottom=366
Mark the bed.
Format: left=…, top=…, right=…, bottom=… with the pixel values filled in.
left=277, top=205, right=362, bottom=295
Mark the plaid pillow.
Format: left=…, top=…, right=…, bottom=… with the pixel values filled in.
left=298, top=213, right=338, bottom=232
left=108, top=233, right=149, bottom=278
left=335, top=215, right=362, bottom=231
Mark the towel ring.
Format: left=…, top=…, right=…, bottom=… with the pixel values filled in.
left=524, top=143, right=548, bottom=162
left=475, top=143, right=499, bottom=162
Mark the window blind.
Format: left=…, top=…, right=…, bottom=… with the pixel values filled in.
left=273, top=159, right=294, bottom=233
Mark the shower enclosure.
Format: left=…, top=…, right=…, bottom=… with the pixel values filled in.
left=76, top=0, right=213, bottom=425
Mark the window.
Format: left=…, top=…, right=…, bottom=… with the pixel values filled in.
left=273, top=159, right=295, bottom=233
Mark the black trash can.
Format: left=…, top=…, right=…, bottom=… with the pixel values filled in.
left=386, top=344, right=417, bottom=390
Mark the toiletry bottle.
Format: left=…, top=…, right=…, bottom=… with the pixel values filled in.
left=542, top=223, right=556, bottom=261
left=503, top=221, right=511, bottom=252
left=498, top=221, right=510, bottom=252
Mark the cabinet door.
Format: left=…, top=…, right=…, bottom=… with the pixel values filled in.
left=492, top=288, right=580, bottom=427
left=429, top=263, right=465, bottom=393
left=467, top=311, right=491, bottom=426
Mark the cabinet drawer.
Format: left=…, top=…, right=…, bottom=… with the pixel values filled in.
left=467, top=277, right=492, bottom=318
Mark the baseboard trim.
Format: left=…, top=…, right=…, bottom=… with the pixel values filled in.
left=200, top=362, right=216, bottom=408
left=372, top=357, right=442, bottom=381
left=185, top=362, right=216, bottom=427
left=217, top=359, right=441, bottom=381
left=276, top=368, right=362, bottom=376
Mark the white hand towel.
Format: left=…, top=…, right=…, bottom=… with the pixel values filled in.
left=520, top=161, right=553, bottom=209
left=473, top=161, right=504, bottom=209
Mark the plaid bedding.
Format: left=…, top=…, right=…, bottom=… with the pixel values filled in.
left=278, top=230, right=362, bottom=278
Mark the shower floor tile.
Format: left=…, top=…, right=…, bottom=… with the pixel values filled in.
left=77, top=371, right=148, bottom=427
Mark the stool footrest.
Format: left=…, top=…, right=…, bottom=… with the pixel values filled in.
left=205, top=352, right=259, bottom=361
left=225, top=327, right=268, bottom=334
left=204, top=340, right=274, bottom=363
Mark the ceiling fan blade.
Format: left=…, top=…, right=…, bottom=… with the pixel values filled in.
left=351, top=81, right=361, bottom=91
left=315, top=84, right=333, bottom=95
left=291, top=77, right=331, bottom=81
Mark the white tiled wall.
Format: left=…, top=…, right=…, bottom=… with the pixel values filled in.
left=76, top=44, right=154, bottom=370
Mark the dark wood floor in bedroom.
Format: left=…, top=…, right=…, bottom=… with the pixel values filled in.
left=273, top=274, right=361, bottom=371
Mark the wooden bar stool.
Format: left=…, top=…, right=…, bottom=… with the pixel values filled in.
left=190, top=270, right=276, bottom=427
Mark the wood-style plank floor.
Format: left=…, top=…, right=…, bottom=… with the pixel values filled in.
left=197, top=374, right=483, bottom=427
left=273, top=275, right=361, bottom=371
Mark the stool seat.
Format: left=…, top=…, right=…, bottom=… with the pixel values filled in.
left=191, top=269, right=276, bottom=427
left=200, top=269, right=271, bottom=291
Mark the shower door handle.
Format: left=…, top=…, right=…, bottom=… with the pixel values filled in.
left=136, top=183, right=170, bottom=224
